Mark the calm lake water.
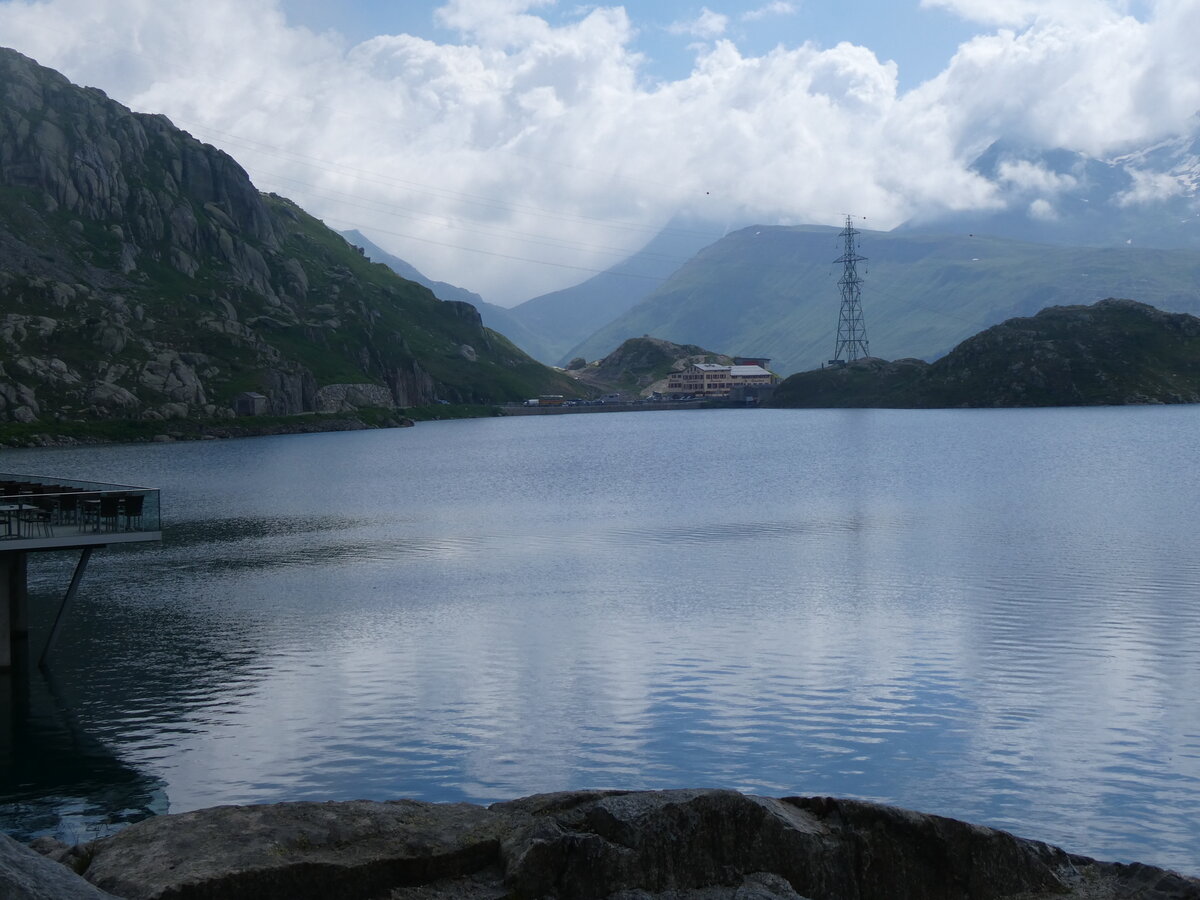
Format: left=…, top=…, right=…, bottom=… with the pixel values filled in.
left=2, top=407, right=1199, bottom=874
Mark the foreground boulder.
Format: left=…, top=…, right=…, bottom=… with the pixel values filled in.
left=17, top=790, right=1200, bottom=900
left=0, top=833, right=117, bottom=899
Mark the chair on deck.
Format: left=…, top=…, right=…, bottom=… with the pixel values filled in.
left=20, top=501, right=54, bottom=538
left=121, top=494, right=145, bottom=531
left=78, top=493, right=100, bottom=532
left=98, top=495, right=122, bottom=532
left=55, top=493, right=80, bottom=527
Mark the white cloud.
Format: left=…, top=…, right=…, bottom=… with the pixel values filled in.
left=0, top=0, right=1197, bottom=303
left=667, top=7, right=729, bottom=39
left=1116, top=169, right=1187, bottom=206
left=919, top=0, right=1118, bottom=27
left=997, top=159, right=1079, bottom=194
left=1028, top=197, right=1058, bottom=220
left=742, top=2, right=797, bottom=22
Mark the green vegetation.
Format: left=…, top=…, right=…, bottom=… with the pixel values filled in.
left=567, top=225, right=1200, bottom=375
left=0, top=48, right=581, bottom=435
left=770, top=299, right=1200, bottom=408
left=566, top=336, right=732, bottom=397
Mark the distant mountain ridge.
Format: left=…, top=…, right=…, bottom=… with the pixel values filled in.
left=339, top=229, right=487, bottom=307
left=504, top=219, right=730, bottom=365
left=771, top=299, right=1200, bottom=408
left=338, top=228, right=552, bottom=360
left=566, top=224, right=1200, bottom=376
left=0, top=48, right=576, bottom=425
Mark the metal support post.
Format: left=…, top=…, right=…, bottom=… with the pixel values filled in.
left=40, top=547, right=92, bottom=668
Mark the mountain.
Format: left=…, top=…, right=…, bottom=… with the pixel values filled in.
left=565, top=224, right=1200, bottom=376
left=339, top=228, right=486, bottom=306
left=339, top=227, right=551, bottom=363
left=901, top=132, right=1200, bottom=249
left=502, top=219, right=730, bottom=366
left=566, top=336, right=733, bottom=397
left=0, top=48, right=577, bottom=426
left=771, top=299, right=1200, bottom=408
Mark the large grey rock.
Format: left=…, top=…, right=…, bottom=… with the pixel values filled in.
left=67, top=790, right=1200, bottom=900
left=0, top=832, right=117, bottom=900
left=82, top=799, right=506, bottom=900
left=315, top=382, right=395, bottom=412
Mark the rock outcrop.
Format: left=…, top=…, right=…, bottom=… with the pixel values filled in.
left=568, top=337, right=734, bottom=398
left=15, top=790, right=1200, bottom=900
left=0, top=48, right=578, bottom=426
left=0, top=833, right=117, bottom=899
left=771, top=299, right=1200, bottom=408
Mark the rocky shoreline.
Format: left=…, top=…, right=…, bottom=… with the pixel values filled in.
left=3, top=790, right=1198, bottom=900
left=0, top=412, right=420, bottom=448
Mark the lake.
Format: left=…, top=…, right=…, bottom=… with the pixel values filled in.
left=2, top=407, right=1199, bottom=874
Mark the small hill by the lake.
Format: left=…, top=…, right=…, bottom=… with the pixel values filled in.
left=770, top=299, right=1200, bottom=408
left=567, top=336, right=733, bottom=397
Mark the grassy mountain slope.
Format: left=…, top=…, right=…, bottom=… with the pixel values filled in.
left=567, top=225, right=1200, bottom=375
left=771, top=299, right=1200, bottom=408
left=341, top=227, right=551, bottom=362
left=0, top=48, right=577, bottom=426
left=503, top=219, right=729, bottom=365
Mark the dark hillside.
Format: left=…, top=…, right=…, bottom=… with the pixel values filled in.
left=771, top=299, right=1200, bottom=408
left=0, top=48, right=577, bottom=427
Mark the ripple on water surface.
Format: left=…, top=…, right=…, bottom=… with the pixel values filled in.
left=2, top=409, right=1199, bottom=874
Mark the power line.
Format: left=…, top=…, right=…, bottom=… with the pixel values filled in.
left=172, top=117, right=726, bottom=243
left=251, top=169, right=704, bottom=266
left=318, top=213, right=676, bottom=282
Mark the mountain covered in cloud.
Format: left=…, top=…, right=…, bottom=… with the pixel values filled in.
left=7, top=0, right=1200, bottom=306
left=902, top=127, right=1200, bottom=249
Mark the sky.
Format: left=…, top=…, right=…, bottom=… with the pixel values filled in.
left=0, top=0, right=1195, bottom=305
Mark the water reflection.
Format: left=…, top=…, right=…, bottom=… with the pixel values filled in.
left=1, top=665, right=168, bottom=841
left=0, top=409, right=1197, bottom=873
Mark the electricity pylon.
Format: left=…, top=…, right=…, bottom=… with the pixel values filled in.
left=831, top=215, right=869, bottom=363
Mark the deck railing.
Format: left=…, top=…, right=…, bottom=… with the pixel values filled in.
left=0, top=474, right=161, bottom=544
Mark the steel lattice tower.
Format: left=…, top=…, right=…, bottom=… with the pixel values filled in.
left=831, top=215, right=869, bottom=363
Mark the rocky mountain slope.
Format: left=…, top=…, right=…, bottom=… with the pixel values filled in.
left=0, top=48, right=577, bottom=426
left=771, top=299, right=1200, bottom=408
left=7, top=789, right=1198, bottom=899
left=340, top=227, right=552, bottom=363
left=566, top=225, right=1200, bottom=376
left=567, top=335, right=733, bottom=397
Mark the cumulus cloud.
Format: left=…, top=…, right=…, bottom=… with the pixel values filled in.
left=1028, top=197, right=1058, bottom=220
left=1116, top=169, right=1188, bottom=206
left=997, top=159, right=1079, bottom=194
left=742, top=2, right=797, bottom=22
left=667, top=7, right=729, bottom=38
left=919, top=0, right=1118, bottom=27
left=0, top=0, right=1197, bottom=303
